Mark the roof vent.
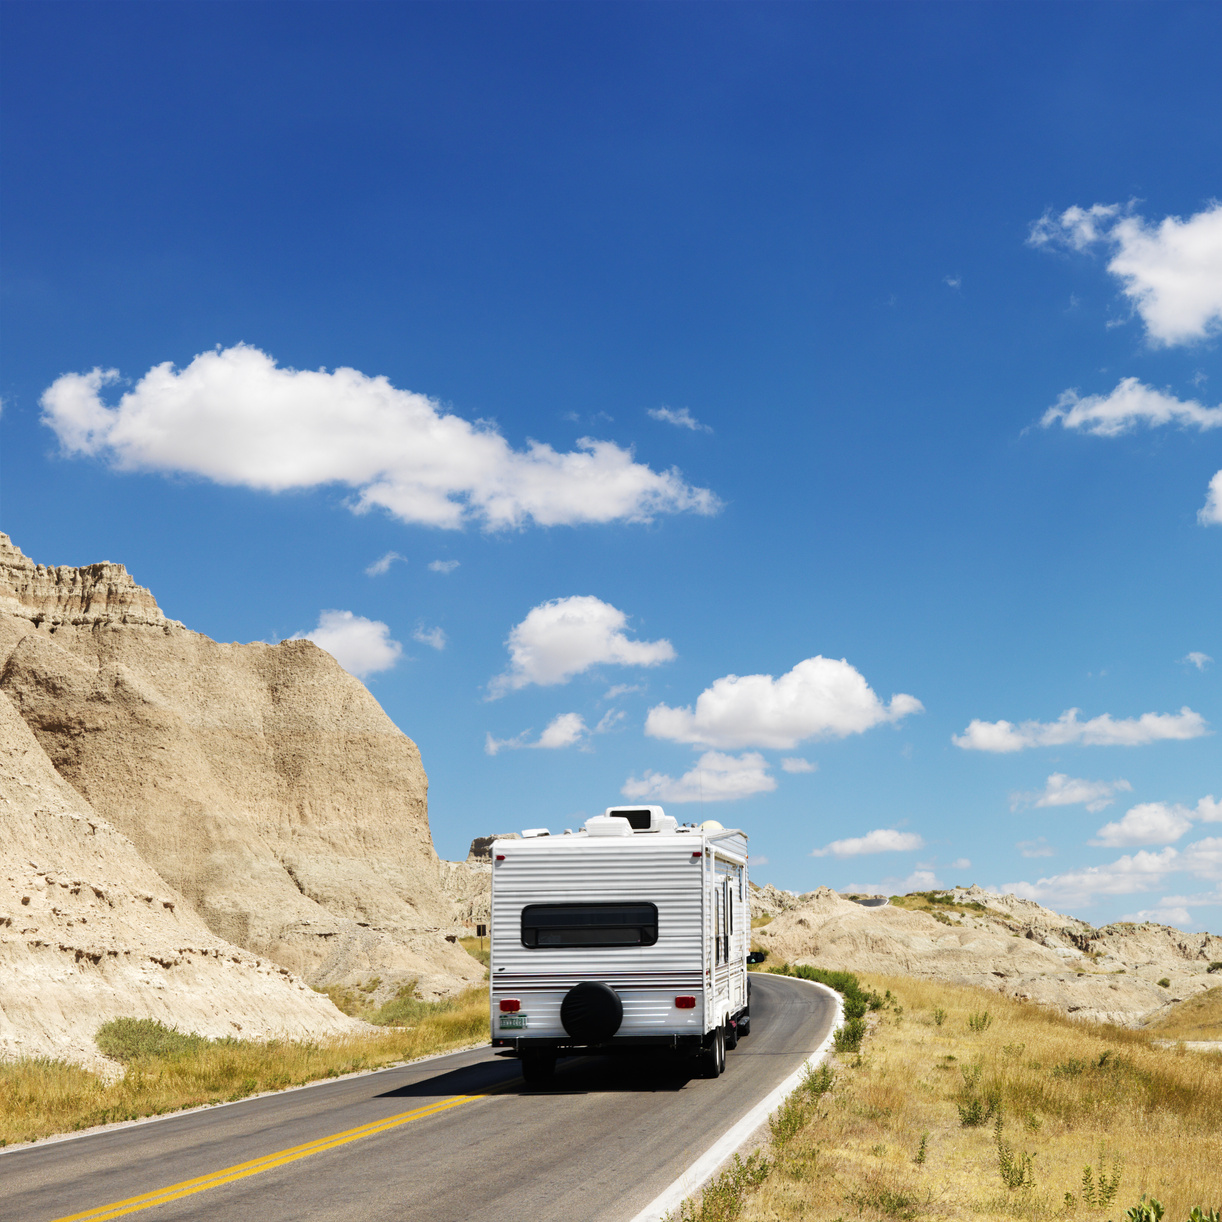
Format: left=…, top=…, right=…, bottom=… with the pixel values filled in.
left=603, top=806, right=678, bottom=834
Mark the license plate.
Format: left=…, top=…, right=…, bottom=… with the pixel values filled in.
left=499, top=1014, right=527, bottom=1029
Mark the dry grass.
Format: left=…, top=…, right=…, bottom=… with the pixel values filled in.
left=1142, top=987, right=1222, bottom=1041
left=888, top=890, right=1005, bottom=921
left=459, top=935, right=492, bottom=969
left=0, top=986, right=488, bottom=1148
left=723, top=973, right=1222, bottom=1221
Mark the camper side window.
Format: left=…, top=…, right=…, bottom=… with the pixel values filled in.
left=520, top=903, right=658, bottom=949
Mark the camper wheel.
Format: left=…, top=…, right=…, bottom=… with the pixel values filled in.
left=521, top=1051, right=556, bottom=1084
left=697, top=1025, right=726, bottom=1078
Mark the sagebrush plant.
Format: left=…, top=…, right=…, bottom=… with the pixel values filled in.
left=0, top=986, right=488, bottom=1147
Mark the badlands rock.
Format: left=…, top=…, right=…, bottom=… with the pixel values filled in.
left=0, top=533, right=482, bottom=1004
left=755, top=885, right=1221, bottom=1025
left=0, top=689, right=359, bottom=1071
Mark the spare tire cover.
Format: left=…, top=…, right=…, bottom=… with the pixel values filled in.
left=560, top=981, right=623, bottom=1043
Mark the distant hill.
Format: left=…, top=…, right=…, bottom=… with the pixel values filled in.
left=751, top=883, right=1222, bottom=1026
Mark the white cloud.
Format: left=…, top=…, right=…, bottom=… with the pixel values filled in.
left=412, top=625, right=447, bottom=651
left=1179, top=838, right=1222, bottom=882
left=781, top=757, right=817, bottom=774
left=953, top=706, right=1207, bottom=752
left=645, top=656, right=922, bottom=750
left=1119, top=904, right=1192, bottom=927
left=365, top=551, right=406, bottom=576
left=603, top=683, right=644, bottom=700
left=621, top=751, right=775, bottom=804
left=40, top=345, right=719, bottom=531
left=1196, top=796, right=1222, bottom=823
left=949, top=858, right=971, bottom=870
left=1040, top=378, right=1222, bottom=437
left=648, top=406, right=711, bottom=433
left=1011, top=773, right=1132, bottom=814
left=811, top=829, right=925, bottom=859
left=1029, top=201, right=1222, bottom=346
left=1182, top=651, right=1213, bottom=671
left=1091, top=802, right=1194, bottom=848
left=428, top=559, right=460, bottom=574
left=594, top=709, right=627, bottom=734
left=1005, top=846, right=1179, bottom=905
left=490, top=596, right=674, bottom=697
left=485, top=712, right=588, bottom=756
left=1200, top=470, right=1222, bottom=526
left=291, top=610, right=402, bottom=678
left=1018, top=838, right=1055, bottom=858
left=840, top=869, right=941, bottom=894
left=944, top=275, right=962, bottom=290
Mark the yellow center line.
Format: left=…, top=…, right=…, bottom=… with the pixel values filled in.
left=51, top=1080, right=515, bottom=1222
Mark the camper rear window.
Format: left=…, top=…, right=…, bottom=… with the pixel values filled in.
left=520, top=903, right=659, bottom=948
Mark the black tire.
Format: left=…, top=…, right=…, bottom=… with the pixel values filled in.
left=697, top=1025, right=725, bottom=1078
left=521, top=1052, right=556, bottom=1084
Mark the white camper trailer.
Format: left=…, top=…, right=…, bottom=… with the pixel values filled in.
left=488, top=805, right=750, bottom=1082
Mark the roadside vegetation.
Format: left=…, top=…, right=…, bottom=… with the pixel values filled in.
left=1141, top=987, right=1222, bottom=1042
left=675, top=969, right=1221, bottom=1222
left=0, top=986, right=487, bottom=1148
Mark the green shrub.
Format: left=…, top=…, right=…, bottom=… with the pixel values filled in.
left=1207, top=962, right=1222, bottom=974
left=674, top=1152, right=769, bottom=1222
left=95, top=1019, right=232, bottom=1063
left=1124, top=1195, right=1164, bottom=1222
left=833, top=1017, right=866, bottom=1053
left=1157, top=977, right=1171, bottom=988
left=967, top=1010, right=992, bottom=1033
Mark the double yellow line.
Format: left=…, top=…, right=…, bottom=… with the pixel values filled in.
left=53, top=1085, right=502, bottom=1222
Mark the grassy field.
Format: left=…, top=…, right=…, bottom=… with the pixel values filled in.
left=0, top=986, right=489, bottom=1148
left=1142, top=986, right=1222, bottom=1042
left=681, top=970, right=1222, bottom=1222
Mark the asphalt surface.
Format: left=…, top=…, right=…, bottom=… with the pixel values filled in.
left=2, top=973, right=836, bottom=1222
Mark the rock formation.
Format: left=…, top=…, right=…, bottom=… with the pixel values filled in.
left=754, top=884, right=1222, bottom=1026
left=0, top=688, right=359, bottom=1072
left=0, top=532, right=483, bottom=1067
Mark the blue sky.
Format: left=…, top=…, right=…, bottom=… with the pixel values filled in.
left=2, top=2, right=1219, bottom=929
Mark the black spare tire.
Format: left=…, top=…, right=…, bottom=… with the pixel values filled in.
left=560, top=981, right=623, bottom=1044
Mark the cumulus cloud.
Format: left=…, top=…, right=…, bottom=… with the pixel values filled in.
left=811, top=829, right=925, bottom=859
left=1091, top=802, right=1195, bottom=847
left=1200, top=471, right=1222, bottom=526
left=648, top=406, right=712, bottom=433
left=489, top=596, right=674, bottom=696
left=412, top=625, right=447, bottom=651
left=1029, top=201, right=1222, bottom=346
left=1180, top=651, right=1213, bottom=671
left=291, top=610, right=402, bottom=678
left=428, top=559, right=460, bottom=574
left=621, top=751, right=775, bottom=803
left=644, top=657, right=922, bottom=750
left=1119, top=904, right=1193, bottom=927
left=1006, top=832, right=1222, bottom=907
left=1040, top=378, right=1222, bottom=436
left=781, top=757, right=817, bottom=774
left=1005, top=846, right=1180, bottom=905
left=365, top=551, right=406, bottom=576
left=1011, top=773, right=1132, bottom=814
left=40, top=345, right=719, bottom=532
left=485, top=712, right=588, bottom=756
left=953, top=706, right=1207, bottom=752
left=949, top=858, right=971, bottom=870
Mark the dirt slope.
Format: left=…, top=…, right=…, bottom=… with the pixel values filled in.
left=0, top=533, right=482, bottom=1017
left=0, top=688, right=360, bottom=1071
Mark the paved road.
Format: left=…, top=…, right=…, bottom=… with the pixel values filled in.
left=850, top=895, right=889, bottom=908
left=2, top=974, right=835, bottom=1222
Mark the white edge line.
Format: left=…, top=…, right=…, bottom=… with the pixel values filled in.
left=0, top=1038, right=494, bottom=1157
left=626, top=976, right=845, bottom=1222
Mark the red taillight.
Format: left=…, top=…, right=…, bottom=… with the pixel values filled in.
left=675, top=995, right=696, bottom=1009
left=499, top=998, right=520, bottom=1013
left=691, top=851, right=702, bottom=858
left=495, top=854, right=506, bottom=861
